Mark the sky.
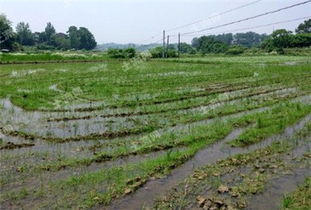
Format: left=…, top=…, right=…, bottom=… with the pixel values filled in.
left=0, top=0, right=310, bottom=44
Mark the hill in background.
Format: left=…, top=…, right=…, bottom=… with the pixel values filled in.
left=96, top=42, right=161, bottom=52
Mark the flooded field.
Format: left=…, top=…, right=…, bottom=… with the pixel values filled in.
left=0, top=56, right=311, bottom=209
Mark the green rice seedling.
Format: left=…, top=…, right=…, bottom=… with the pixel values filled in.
left=281, top=177, right=311, bottom=210
left=230, top=103, right=311, bottom=147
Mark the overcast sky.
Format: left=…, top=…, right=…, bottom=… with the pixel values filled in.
left=0, top=0, right=310, bottom=44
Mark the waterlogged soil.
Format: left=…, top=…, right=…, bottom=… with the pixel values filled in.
left=0, top=87, right=303, bottom=148
left=151, top=137, right=310, bottom=210
left=107, top=115, right=311, bottom=210
left=247, top=164, right=310, bottom=210
left=1, top=94, right=310, bottom=174
left=46, top=86, right=295, bottom=121
left=1, top=60, right=311, bottom=209
left=1, top=98, right=310, bottom=178
left=0, top=148, right=173, bottom=196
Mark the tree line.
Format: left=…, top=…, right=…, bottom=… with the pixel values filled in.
left=150, top=19, right=311, bottom=57
left=0, top=14, right=97, bottom=51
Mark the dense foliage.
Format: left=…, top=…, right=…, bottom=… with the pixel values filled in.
left=107, top=48, right=136, bottom=58
left=1, top=13, right=310, bottom=55
left=0, top=56, right=311, bottom=209
left=192, top=36, right=229, bottom=54
left=296, top=19, right=311, bottom=34
left=190, top=19, right=311, bottom=55
left=261, top=29, right=311, bottom=52
left=0, top=14, right=18, bottom=50
left=191, top=32, right=267, bottom=54
left=149, top=46, right=178, bottom=58
left=179, top=43, right=196, bottom=54
left=225, top=45, right=247, bottom=55
left=0, top=14, right=97, bottom=51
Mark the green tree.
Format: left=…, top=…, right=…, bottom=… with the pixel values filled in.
left=149, top=46, right=163, bottom=58
left=33, top=32, right=46, bottom=44
left=192, top=36, right=228, bottom=54
left=213, top=33, right=233, bottom=45
left=0, top=14, right=16, bottom=50
left=67, top=26, right=96, bottom=50
left=179, top=42, right=196, bottom=54
left=44, top=22, right=56, bottom=45
left=290, top=33, right=311, bottom=48
left=270, top=29, right=293, bottom=49
left=107, top=48, right=136, bottom=58
left=260, top=38, right=274, bottom=52
left=34, top=32, right=47, bottom=43
left=78, top=27, right=97, bottom=50
left=149, top=46, right=177, bottom=58
left=233, top=32, right=267, bottom=48
left=67, top=26, right=80, bottom=49
left=191, top=37, right=200, bottom=49
left=225, top=45, right=246, bottom=55
left=296, top=19, right=311, bottom=34
left=124, top=48, right=136, bottom=58
left=54, top=33, right=70, bottom=50
left=167, top=49, right=177, bottom=57
left=16, top=22, right=34, bottom=46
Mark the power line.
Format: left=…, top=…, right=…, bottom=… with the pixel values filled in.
left=162, top=16, right=311, bottom=44
left=178, top=0, right=311, bottom=36
left=154, top=38, right=164, bottom=44
left=166, top=0, right=263, bottom=32
left=139, top=34, right=163, bottom=44
left=182, top=16, right=311, bottom=38
left=138, top=0, right=263, bottom=44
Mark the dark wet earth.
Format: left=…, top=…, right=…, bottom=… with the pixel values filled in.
left=1, top=90, right=311, bottom=210
left=108, top=115, right=311, bottom=210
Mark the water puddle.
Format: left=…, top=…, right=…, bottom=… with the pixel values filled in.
left=107, top=114, right=311, bottom=209
left=0, top=147, right=178, bottom=196
left=0, top=85, right=305, bottom=142
left=1, top=93, right=309, bottom=159
left=247, top=157, right=310, bottom=210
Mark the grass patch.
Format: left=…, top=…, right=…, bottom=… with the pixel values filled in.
left=154, top=121, right=311, bottom=209
left=230, top=103, right=311, bottom=146
left=282, top=177, right=311, bottom=210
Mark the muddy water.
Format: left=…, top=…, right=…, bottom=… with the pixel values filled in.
left=46, top=85, right=291, bottom=121
left=0, top=87, right=303, bottom=141
left=0, top=105, right=269, bottom=165
left=107, top=129, right=246, bottom=210
left=0, top=85, right=294, bottom=121
left=133, top=92, right=309, bottom=138
left=0, top=98, right=139, bottom=138
left=0, top=148, right=175, bottom=194
left=47, top=85, right=296, bottom=123
left=293, top=94, right=311, bottom=105
left=107, top=114, right=311, bottom=210
left=246, top=141, right=311, bottom=210
left=58, top=85, right=208, bottom=111
left=1, top=93, right=309, bottom=161
left=0, top=135, right=95, bottom=158
left=36, top=88, right=283, bottom=138
left=247, top=168, right=310, bottom=210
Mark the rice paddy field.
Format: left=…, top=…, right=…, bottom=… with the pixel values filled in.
left=0, top=55, right=310, bottom=209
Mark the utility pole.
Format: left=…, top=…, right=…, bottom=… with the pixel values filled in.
left=178, top=33, right=181, bottom=57
left=162, top=30, right=166, bottom=58
left=166, top=35, right=170, bottom=58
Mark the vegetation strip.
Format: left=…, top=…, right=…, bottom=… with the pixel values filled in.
left=153, top=122, right=311, bottom=210
left=36, top=103, right=311, bottom=172
left=1, top=55, right=311, bottom=209
left=1, top=90, right=308, bottom=143
left=46, top=86, right=292, bottom=122
left=282, top=177, right=311, bottom=210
